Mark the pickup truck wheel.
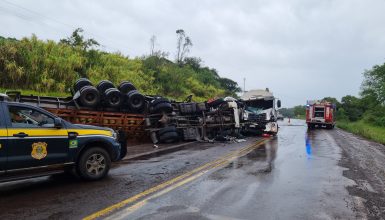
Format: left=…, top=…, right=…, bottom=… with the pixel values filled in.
left=77, top=147, right=111, bottom=180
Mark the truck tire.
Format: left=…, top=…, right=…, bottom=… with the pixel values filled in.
left=105, top=88, right=122, bottom=108
left=127, top=90, right=145, bottom=112
left=74, top=78, right=92, bottom=92
left=152, top=102, right=173, bottom=114
left=159, top=131, right=179, bottom=143
left=77, top=147, right=111, bottom=180
left=157, top=126, right=177, bottom=136
left=118, top=81, right=136, bottom=94
left=150, top=97, right=170, bottom=107
left=79, top=86, right=100, bottom=107
left=96, top=80, right=115, bottom=93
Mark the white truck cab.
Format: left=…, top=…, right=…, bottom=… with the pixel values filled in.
left=241, top=89, right=281, bottom=135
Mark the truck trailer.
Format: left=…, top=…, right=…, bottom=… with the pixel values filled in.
left=7, top=79, right=242, bottom=146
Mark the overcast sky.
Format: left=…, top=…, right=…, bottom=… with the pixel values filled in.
left=1, top=0, right=385, bottom=107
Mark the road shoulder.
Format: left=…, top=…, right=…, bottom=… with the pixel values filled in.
left=331, top=128, right=385, bottom=219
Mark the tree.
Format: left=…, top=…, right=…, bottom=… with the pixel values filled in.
left=60, top=28, right=99, bottom=51
left=175, top=29, right=192, bottom=64
left=361, top=63, right=385, bottom=105
left=184, top=57, right=202, bottom=71
left=341, top=95, right=364, bottom=121
left=279, top=108, right=295, bottom=118
left=293, top=105, right=306, bottom=118
left=218, top=77, right=242, bottom=96
left=148, top=35, right=168, bottom=58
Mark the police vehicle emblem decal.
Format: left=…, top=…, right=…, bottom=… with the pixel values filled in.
left=69, top=139, right=78, bottom=148
left=31, top=142, right=48, bottom=160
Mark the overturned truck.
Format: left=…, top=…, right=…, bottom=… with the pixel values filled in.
left=5, top=79, right=281, bottom=144
left=146, top=97, right=244, bottom=143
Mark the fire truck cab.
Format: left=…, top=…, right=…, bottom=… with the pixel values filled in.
left=306, top=100, right=336, bottom=129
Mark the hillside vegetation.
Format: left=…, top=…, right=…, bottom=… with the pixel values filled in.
left=0, top=29, right=240, bottom=101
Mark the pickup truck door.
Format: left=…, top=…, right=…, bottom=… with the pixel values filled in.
left=5, top=104, right=69, bottom=170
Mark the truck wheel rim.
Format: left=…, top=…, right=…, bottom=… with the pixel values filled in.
left=86, top=153, right=106, bottom=176
left=111, top=95, right=119, bottom=104
left=86, top=93, right=95, bottom=101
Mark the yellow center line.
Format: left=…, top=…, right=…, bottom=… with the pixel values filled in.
left=109, top=155, right=245, bottom=220
left=83, top=138, right=268, bottom=220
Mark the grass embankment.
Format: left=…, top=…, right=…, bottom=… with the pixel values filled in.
left=337, top=120, right=385, bottom=145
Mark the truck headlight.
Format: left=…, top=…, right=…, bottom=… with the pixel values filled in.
left=111, top=130, right=118, bottom=140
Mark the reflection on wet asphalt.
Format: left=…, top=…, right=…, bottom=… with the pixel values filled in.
left=111, top=119, right=356, bottom=220
left=0, top=119, right=359, bottom=220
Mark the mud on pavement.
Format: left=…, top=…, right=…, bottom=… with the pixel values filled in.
left=332, top=128, right=385, bottom=219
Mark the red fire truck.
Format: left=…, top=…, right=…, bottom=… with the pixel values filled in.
left=306, top=100, right=336, bottom=129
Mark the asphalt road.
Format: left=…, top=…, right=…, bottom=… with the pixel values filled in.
left=1, top=119, right=384, bottom=219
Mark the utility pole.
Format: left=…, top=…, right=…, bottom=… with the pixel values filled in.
left=243, top=78, right=246, bottom=94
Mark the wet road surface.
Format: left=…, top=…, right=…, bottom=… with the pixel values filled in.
left=103, top=120, right=356, bottom=220
left=1, top=119, right=382, bottom=219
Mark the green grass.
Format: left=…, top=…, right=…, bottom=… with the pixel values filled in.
left=0, top=88, right=70, bottom=97
left=337, top=120, right=385, bottom=145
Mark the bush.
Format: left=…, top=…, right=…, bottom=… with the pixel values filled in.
left=362, top=106, right=385, bottom=127
left=335, top=108, right=349, bottom=122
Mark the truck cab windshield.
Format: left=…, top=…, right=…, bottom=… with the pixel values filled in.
left=245, top=99, right=274, bottom=111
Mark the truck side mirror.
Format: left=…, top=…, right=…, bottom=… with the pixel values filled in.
left=277, top=100, right=281, bottom=108
left=54, top=118, right=63, bottom=129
